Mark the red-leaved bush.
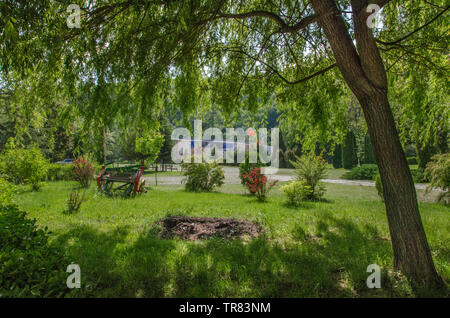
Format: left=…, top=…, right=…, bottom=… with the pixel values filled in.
left=72, top=157, right=95, bottom=188
left=241, top=167, right=278, bottom=201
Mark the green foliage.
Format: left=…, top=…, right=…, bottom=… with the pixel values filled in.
left=425, top=153, right=450, bottom=204
left=411, top=168, right=430, bottom=183
left=280, top=180, right=312, bottom=207
left=47, top=164, right=73, bottom=181
left=290, top=153, right=327, bottom=200
left=135, top=131, right=164, bottom=165
left=342, top=164, right=379, bottom=181
left=342, top=131, right=358, bottom=169
left=0, top=138, right=49, bottom=190
left=181, top=162, right=225, bottom=192
left=375, top=174, right=383, bottom=201
left=332, top=144, right=343, bottom=169
left=417, top=142, right=438, bottom=170
left=363, top=135, right=376, bottom=164
left=0, top=205, right=70, bottom=297
left=0, top=177, right=16, bottom=209
left=72, top=157, right=95, bottom=188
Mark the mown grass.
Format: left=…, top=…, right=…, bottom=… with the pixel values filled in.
left=16, top=181, right=449, bottom=297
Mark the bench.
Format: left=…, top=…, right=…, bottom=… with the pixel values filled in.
left=96, top=164, right=146, bottom=197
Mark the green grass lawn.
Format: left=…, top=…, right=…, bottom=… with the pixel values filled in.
left=16, top=181, right=449, bottom=297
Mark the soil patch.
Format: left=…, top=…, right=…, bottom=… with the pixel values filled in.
left=158, top=215, right=262, bottom=241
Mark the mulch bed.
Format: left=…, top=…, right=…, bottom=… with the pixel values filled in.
left=157, top=215, right=262, bottom=241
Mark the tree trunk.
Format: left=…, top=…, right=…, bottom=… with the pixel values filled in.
left=310, top=0, right=444, bottom=291
left=359, top=90, right=444, bottom=290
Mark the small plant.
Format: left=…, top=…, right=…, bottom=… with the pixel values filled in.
left=181, top=162, right=225, bottom=192
left=72, top=157, right=95, bottom=188
left=241, top=167, right=278, bottom=201
left=280, top=180, right=312, bottom=207
left=66, top=190, right=84, bottom=214
left=425, top=153, right=450, bottom=204
left=290, top=152, right=327, bottom=200
left=375, top=174, right=384, bottom=201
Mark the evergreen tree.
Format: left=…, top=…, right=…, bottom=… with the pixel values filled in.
left=342, top=131, right=357, bottom=169
left=332, top=144, right=342, bottom=169
left=363, top=134, right=376, bottom=164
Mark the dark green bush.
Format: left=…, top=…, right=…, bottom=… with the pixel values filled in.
left=181, top=162, right=225, bottom=192
left=406, top=157, right=418, bottom=165
left=342, top=164, right=379, bottom=180
left=47, top=164, right=73, bottom=181
left=0, top=205, right=71, bottom=297
left=404, top=144, right=417, bottom=158
left=411, top=168, right=430, bottom=183
left=332, top=144, right=342, bottom=169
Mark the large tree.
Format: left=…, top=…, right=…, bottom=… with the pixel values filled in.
left=1, top=0, right=448, bottom=290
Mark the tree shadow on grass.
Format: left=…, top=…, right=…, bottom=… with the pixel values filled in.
left=51, top=215, right=446, bottom=297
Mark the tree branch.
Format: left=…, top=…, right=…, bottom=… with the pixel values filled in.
left=376, top=5, right=450, bottom=46
left=218, top=10, right=319, bottom=34
left=228, top=48, right=336, bottom=85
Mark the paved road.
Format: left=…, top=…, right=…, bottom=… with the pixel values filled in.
left=143, top=166, right=429, bottom=190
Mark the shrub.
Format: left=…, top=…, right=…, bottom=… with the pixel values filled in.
left=241, top=167, right=278, bottom=201
left=72, top=157, right=95, bottom=188
left=47, top=164, right=73, bottom=181
left=66, top=191, right=84, bottom=214
left=411, top=168, right=429, bottom=183
left=280, top=180, right=312, bottom=206
left=290, top=153, right=327, bottom=200
left=0, top=178, right=16, bottom=209
left=0, top=139, right=49, bottom=191
left=425, top=153, right=450, bottom=204
left=375, top=174, right=383, bottom=201
left=0, top=205, right=71, bottom=297
left=342, top=164, right=379, bottom=180
left=181, top=162, right=225, bottom=192
left=404, top=144, right=417, bottom=158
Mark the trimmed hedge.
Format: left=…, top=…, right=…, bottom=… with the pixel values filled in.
left=342, top=164, right=379, bottom=180
left=47, top=164, right=73, bottom=181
